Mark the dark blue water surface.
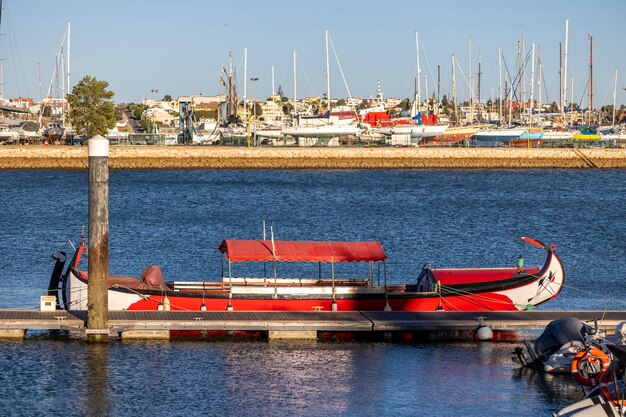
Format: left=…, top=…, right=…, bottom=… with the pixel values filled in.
left=0, top=169, right=624, bottom=416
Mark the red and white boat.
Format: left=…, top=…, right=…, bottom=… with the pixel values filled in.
left=51, top=236, right=564, bottom=312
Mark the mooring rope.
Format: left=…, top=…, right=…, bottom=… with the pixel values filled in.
left=560, top=283, right=626, bottom=307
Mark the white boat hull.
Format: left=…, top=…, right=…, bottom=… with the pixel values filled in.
left=473, top=129, right=526, bottom=142
left=377, top=124, right=448, bottom=140
left=282, top=125, right=359, bottom=138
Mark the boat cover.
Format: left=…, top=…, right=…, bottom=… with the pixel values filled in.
left=218, top=240, right=387, bottom=263
left=533, top=317, right=593, bottom=357
left=432, top=266, right=542, bottom=285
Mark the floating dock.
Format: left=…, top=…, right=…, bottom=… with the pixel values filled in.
left=0, top=310, right=624, bottom=340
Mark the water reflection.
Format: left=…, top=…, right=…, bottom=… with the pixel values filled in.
left=512, top=367, right=585, bottom=408
left=85, top=343, right=110, bottom=417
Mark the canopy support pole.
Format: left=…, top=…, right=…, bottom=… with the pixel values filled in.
left=227, top=260, right=233, bottom=311
left=273, top=260, right=277, bottom=299
left=384, top=261, right=391, bottom=311
left=331, top=260, right=337, bottom=311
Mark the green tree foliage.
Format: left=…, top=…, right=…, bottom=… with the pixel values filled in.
left=399, top=99, right=411, bottom=111
left=114, top=106, right=124, bottom=121
left=67, top=75, right=116, bottom=137
left=336, top=99, right=346, bottom=107
left=139, top=118, right=152, bottom=132
left=162, top=94, right=172, bottom=102
left=250, top=102, right=263, bottom=117
left=132, top=107, right=144, bottom=119
left=42, top=105, right=52, bottom=117
left=282, top=102, right=293, bottom=115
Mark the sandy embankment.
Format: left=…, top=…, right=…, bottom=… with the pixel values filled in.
left=0, top=146, right=625, bottom=169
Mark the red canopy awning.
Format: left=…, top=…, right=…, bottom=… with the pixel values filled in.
left=218, top=240, right=387, bottom=263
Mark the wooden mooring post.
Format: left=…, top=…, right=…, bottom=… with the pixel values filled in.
left=87, top=136, right=109, bottom=342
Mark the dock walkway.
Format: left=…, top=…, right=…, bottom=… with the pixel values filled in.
left=0, top=310, right=624, bottom=340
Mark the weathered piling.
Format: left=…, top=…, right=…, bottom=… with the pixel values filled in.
left=87, top=136, right=109, bottom=342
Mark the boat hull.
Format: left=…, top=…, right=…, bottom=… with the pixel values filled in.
left=282, top=125, right=359, bottom=138
left=473, top=129, right=526, bottom=142
left=377, top=124, right=448, bottom=139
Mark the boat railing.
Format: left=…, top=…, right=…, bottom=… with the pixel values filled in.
left=172, top=281, right=227, bottom=292
left=220, top=277, right=371, bottom=287
left=172, top=277, right=372, bottom=292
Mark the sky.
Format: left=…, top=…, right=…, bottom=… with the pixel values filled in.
left=3, top=0, right=626, bottom=107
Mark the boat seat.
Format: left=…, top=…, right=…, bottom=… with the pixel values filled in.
left=140, top=264, right=167, bottom=290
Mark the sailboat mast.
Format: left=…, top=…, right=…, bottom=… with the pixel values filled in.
left=325, top=29, right=331, bottom=114
left=563, top=19, right=569, bottom=120
left=529, top=43, right=535, bottom=127
left=588, top=35, right=593, bottom=124
left=613, top=70, right=618, bottom=126
left=451, top=55, right=457, bottom=124
left=521, top=35, right=526, bottom=116
left=0, top=0, right=3, bottom=100
left=271, top=65, right=275, bottom=96
left=243, top=48, right=248, bottom=124
left=66, top=21, right=70, bottom=98
left=415, top=30, right=421, bottom=116
left=468, top=35, right=473, bottom=123
left=559, top=42, right=563, bottom=116
left=538, top=47, right=543, bottom=116
left=498, top=46, right=502, bottom=124
left=516, top=40, right=521, bottom=112
left=477, top=47, right=482, bottom=113
left=293, top=50, right=297, bottom=121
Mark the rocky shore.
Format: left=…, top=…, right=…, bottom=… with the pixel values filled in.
left=0, top=146, right=625, bottom=169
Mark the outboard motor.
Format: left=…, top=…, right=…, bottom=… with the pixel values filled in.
left=48, top=251, right=67, bottom=309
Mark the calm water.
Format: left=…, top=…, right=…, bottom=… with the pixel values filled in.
left=0, top=169, right=624, bottom=416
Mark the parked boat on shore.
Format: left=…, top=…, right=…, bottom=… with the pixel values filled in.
left=51, top=235, right=565, bottom=312
left=422, top=125, right=481, bottom=147
left=472, top=128, right=526, bottom=145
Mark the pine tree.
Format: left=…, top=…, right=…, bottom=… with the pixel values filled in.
left=67, top=75, right=116, bottom=137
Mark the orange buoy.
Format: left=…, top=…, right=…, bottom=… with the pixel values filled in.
left=570, top=347, right=610, bottom=386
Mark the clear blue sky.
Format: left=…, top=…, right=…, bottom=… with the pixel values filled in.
left=4, top=0, right=626, bottom=107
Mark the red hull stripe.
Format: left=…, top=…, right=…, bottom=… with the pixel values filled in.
left=126, top=292, right=517, bottom=312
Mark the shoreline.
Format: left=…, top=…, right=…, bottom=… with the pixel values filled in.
left=0, top=146, right=625, bottom=169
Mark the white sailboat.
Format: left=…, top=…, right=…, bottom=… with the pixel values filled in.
left=282, top=30, right=359, bottom=139
left=376, top=31, right=448, bottom=143
left=472, top=128, right=527, bottom=142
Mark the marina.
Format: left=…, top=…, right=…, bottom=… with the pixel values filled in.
left=0, top=2, right=625, bottom=414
